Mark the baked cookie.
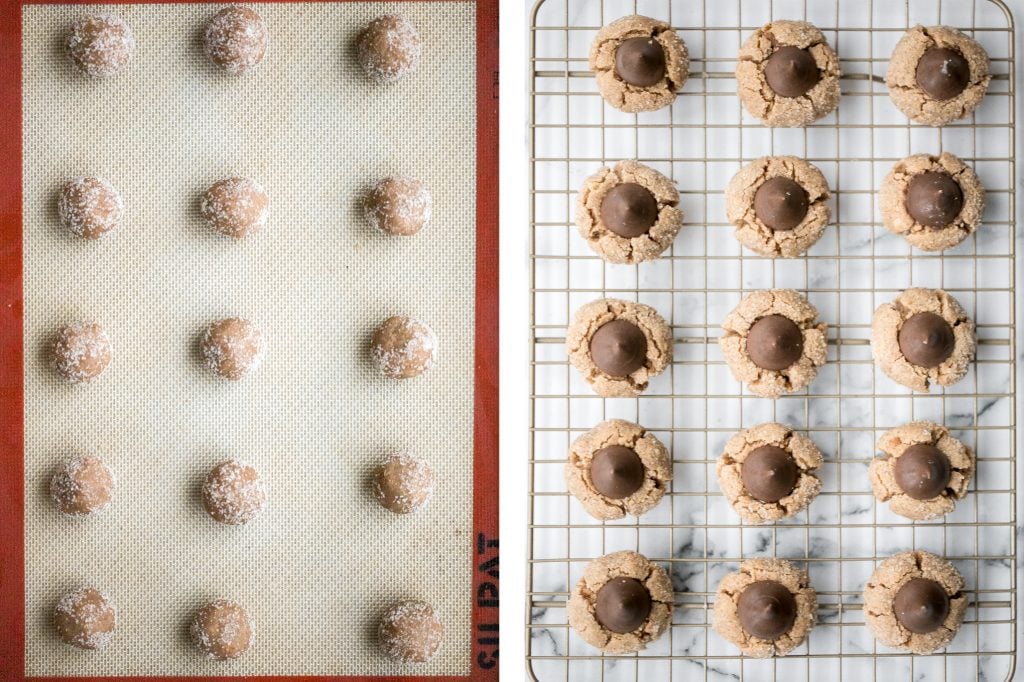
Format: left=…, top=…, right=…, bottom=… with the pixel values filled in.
left=712, top=557, right=817, bottom=657
left=871, top=288, right=975, bottom=392
left=567, top=298, right=673, bottom=397
left=879, top=152, right=985, bottom=252
left=869, top=421, right=974, bottom=521
left=576, top=161, right=683, bottom=264
left=736, top=21, right=841, bottom=127
left=719, top=290, right=827, bottom=398
left=567, top=550, right=673, bottom=653
left=725, top=156, right=831, bottom=257
left=863, top=550, right=967, bottom=654
left=716, top=422, right=822, bottom=523
left=589, top=15, right=689, bottom=113
left=886, top=25, right=991, bottom=127
left=565, top=419, right=672, bottom=520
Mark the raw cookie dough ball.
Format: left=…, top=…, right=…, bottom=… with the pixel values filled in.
left=202, top=459, right=267, bottom=524
left=50, top=455, right=115, bottom=517
left=67, top=14, right=134, bottom=77
left=364, top=177, right=432, bottom=236
left=50, top=322, right=112, bottom=384
left=379, top=600, right=443, bottom=662
left=201, top=177, right=269, bottom=238
left=190, top=599, right=253, bottom=660
left=201, top=317, right=265, bottom=380
left=58, top=177, right=123, bottom=239
left=372, top=453, right=435, bottom=514
left=371, top=315, right=437, bottom=379
left=356, top=14, right=422, bottom=83
left=204, top=5, right=268, bottom=74
left=54, top=587, right=116, bottom=650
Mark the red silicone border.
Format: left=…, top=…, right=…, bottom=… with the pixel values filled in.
left=0, top=1, right=498, bottom=680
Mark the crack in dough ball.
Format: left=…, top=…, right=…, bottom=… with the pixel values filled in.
left=202, top=459, right=267, bottom=525
left=379, top=600, right=443, bottom=662
left=54, top=587, right=116, bottom=650
left=50, top=322, right=112, bottom=384
left=58, top=177, right=123, bottom=239
left=204, top=5, right=268, bottom=75
left=50, top=455, right=115, bottom=517
left=67, top=14, right=134, bottom=77
left=201, top=177, right=269, bottom=238
left=373, top=453, right=435, bottom=514
left=190, top=599, right=253, bottom=660
left=201, top=317, right=265, bottom=380
left=356, top=14, right=422, bottom=83
left=370, top=315, right=437, bottom=379
left=364, top=176, right=432, bottom=236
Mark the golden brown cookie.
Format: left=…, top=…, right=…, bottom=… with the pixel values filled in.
left=871, top=288, right=975, bottom=392
left=719, top=290, right=827, bottom=398
left=886, top=25, right=991, bottom=127
left=716, top=422, right=822, bottom=523
left=712, top=557, right=817, bottom=657
left=565, top=419, right=672, bottom=520
left=567, top=550, right=673, bottom=653
left=589, top=15, right=689, bottom=113
left=735, top=21, right=840, bottom=127
left=879, top=152, right=985, bottom=252
left=576, top=161, right=683, bottom=264
left=567, top=298, right=673, bottom=397
left=869, top=421, right=973, bottom=521
left=863, top=550, right=967, bottom=654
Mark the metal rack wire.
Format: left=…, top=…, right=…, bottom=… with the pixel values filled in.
left=527, top=0, right=1017, bottom=680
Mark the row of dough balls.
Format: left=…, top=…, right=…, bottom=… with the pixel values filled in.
left=54, top=588, right=442, bottom=663
left=67, top=8, right=422, bottom=82
left=58, top=175, right=432, bottom=240
left=49, top=315, right=437, bottom=383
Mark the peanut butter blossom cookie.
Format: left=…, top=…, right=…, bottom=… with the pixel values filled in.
left=567, top=550, right=673, bottom=653
left=717, top=422, right=822, bottom=523
left=863, top=550, right=967, bottom=654
left=719, top=289, right=827, bottom=398
left=565, top=419, right=672, bottom=520
left=886, top=25, right=991, bottom=127
left=871, top=288, right=975, bottom=392
left=869, top=421, right=974, bottom=521
left=712, top=557, right=817, bottom=657
left=736, top=20, right=840, bottom=127
left=67, top=14, right=134, bottom=78
left=589, top=15, right=689, bottom=113
left=576, top=161, right=683, bottom=264
left=725, top=156, right=831, bottom=257
left=54, top=587, right=116, bottom=650
left=879, top=152, right=985, bottom=251
left=567, top=298, right=672, bottom=397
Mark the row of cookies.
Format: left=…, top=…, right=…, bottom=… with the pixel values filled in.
left=568, top=549, right=967, bottom=657
left=592, top=15, right=991, bottom=128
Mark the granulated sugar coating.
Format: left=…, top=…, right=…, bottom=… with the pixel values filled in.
left=204, top=5, right=268, bottom=75
left=66, top=13, right=134, bottom=77
left=355, top=14, right=422, bottom=83
left=201, top=177, right=269, bottom=238
left=372, top=453, right=435, bottom=514
left=50, top=322, right=112, bottom=384
left=54, top=588, right=117, bottom=650
left=364, top=176, right=432, bottom=236
left=370, top=315, right=437, bottom=379
left=50, top=455, right=115, bottom=517
left=190, top=599, right=253, bottom=660
left=58, top=177, right=123, bottom=239
left=379, top=600, right=443, bottom=663
left=201, top=317, right=265, bottom=380
left=202, top=459, right=267, bottom=525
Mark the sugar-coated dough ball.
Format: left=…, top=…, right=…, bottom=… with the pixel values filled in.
left=371, top=315, right=437, bottom=379
left=58, top=177, right=123, bottom=239
left=190, top=599, right=252, bottom=660
left=364, top=177, right=432, bottom=236
left=50, top=322, right=112, bottom=384
left=204, top=5, right=268, bottom=74
left=373, top=454, right=435, bottom=514
left=50, top=455, right=114, bottom=517
left=202, top=459, right=267, bottom=524
left=356, top=14, right=422, bottom=83
left=379, top=600, right=442, bottom=662
left=201, top=318, right=265, bottom=380
left=54, top=587, right=116, bottom=650
left=201, top=177, right=268, bottom=238
left=67, top=14, right=134, bottom=77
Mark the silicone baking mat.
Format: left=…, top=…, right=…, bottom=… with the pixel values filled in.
left=0, top=1, right=498, bottom=679
left=527, top=0, right=1016, bottom=680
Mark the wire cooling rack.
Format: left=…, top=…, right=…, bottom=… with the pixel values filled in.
left=526, top=0, right=1017, bottom=680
